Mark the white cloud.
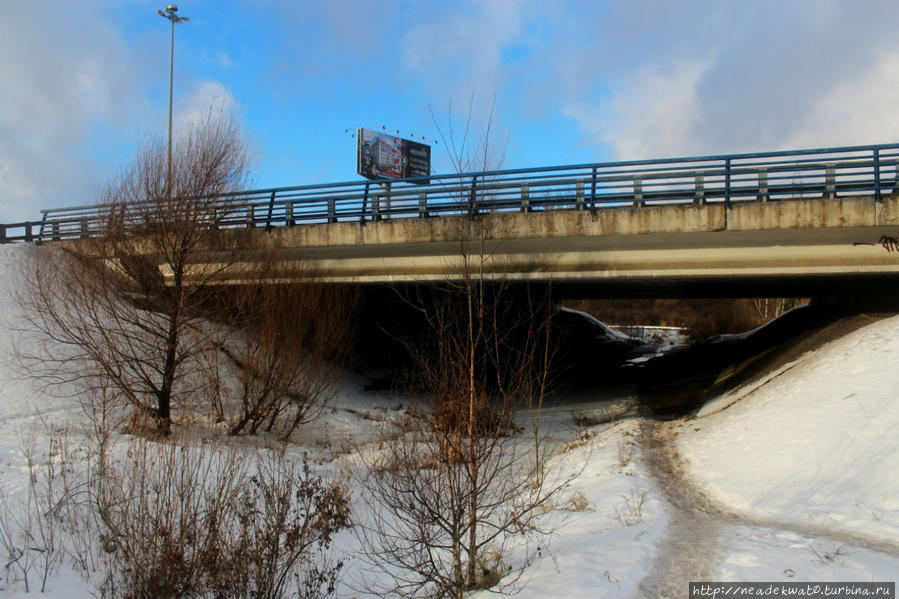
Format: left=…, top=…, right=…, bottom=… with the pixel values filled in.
left=0, top=1, right=146, bottom=221
left=400, top=0, right=530, bottom=116
left=559, top=1, right=899, bottom=159
left=174, top=80, right=238, bottom=132
left=566, top=60, right=713, bottom=160
left=784, top=51, right=899, bottom=150
left=216, top=53, right=234, bottom=70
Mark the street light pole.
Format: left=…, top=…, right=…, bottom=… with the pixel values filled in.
left=157, top=4, right=189, bottom=196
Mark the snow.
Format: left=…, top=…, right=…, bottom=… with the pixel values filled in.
left=558, top=307, right=637, bottom=343
left=1, top=241, right=898, bottom=597
left=678, top=313, right=899, bottom=545
left=478, top=421, right=667, bottom=599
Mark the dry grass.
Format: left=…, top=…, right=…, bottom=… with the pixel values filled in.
left=564, top=489, right=593, bottom=512
left=613, top=488, right=648, bottom=526
left=560, top=430, right=599, bottom=454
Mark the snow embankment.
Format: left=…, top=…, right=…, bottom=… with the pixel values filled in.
left=679, top=313, right=899, bottom=543
left=0, top=244, right=49, bottom=421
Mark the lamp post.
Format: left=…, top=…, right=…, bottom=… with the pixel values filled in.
left=157, top=4, right=189, bottom=195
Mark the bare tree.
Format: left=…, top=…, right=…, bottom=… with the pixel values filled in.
left=357, top=98, right=568, bottom=598
left=358, top=281, right=561, bottom=599
left=17, top=107, right=251, bottom=434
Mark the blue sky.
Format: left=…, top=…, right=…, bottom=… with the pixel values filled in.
left=2, top=0, right=899, bottom=221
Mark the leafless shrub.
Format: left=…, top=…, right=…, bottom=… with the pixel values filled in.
left=357, top=416, right=558, bottom=598
left=210, top=271, right=358, bottom=439
left=613, top=488, right=648, bottom=526
left=559, top=430, right=598, bottom=454
left=0, top=426, right=76, bottom=593
left=0, top=466, right=39, bottom=592
left=209, top=450, right=351, bottom=599
left=93, top=439, right=350, bottom=599
left=564, top=489, right=592, bottom=512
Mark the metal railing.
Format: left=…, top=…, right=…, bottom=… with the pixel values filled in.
left=2, top=142, right=899, bottom=244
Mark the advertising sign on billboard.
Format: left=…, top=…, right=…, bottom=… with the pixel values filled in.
left=356, top=128, right=431, bottom=183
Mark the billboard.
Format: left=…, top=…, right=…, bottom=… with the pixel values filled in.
left=356, top=128, right=431, bottom=183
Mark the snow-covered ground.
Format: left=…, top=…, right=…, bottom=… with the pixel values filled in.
left=1, top=241, right=898, bottom=597
left=675, top=313, right=899, bottom=579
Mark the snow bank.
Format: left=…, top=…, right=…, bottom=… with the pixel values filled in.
left=680, top=313, right=899, bottom=543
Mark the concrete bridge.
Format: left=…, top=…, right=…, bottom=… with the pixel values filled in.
left=235, top=194, right=899, bottom=298
left=5, top=142, right=899, bottom=298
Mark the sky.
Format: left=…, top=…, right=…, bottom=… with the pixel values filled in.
left=2, top=0, right=899, bottom=222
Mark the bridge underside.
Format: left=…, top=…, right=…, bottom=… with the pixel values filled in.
left=180, top=195, right=899, bottom=300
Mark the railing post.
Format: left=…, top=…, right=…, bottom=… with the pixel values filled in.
left=81, top=218, right=89, bottom=238
left=725, top=158, right=732, bottom=207
left=265, top=191, right=277, bottom=232
left=360, top=182, right=370, bottom=225
left=521, top=184, right=531, bottom=213
left=825, top=164, right=836, bottom=200
left=372, top=189, right=380, bottom=221
left=52, top=222, right=61, bottom=241
left=418, top=192, right=428, bottom=218
left=874, top=148, right=882, bottom=202
left=382, top=181, right=392, bottom=218
left=576, top=179, right=585, bottom=210
left=24, top=223, right=33, bottom=243
left=633, top=177, right=644, bottom=208
left=468, top=175, right=478, bottom=217
left=286, top=202, right=294, bottom=226
left=246, top=204, right=255, bottom=228
left=590, top=166, right=598, bottom=215
left=694, top=174, right=705, bottom=205
left=757, top=168, right=768, bottom=202
left=0, top=225, right=6, bottom=243
left=328, top=198, right=337, bottom=223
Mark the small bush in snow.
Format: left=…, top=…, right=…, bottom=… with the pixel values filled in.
left=93, top=440, right=349, bottom=599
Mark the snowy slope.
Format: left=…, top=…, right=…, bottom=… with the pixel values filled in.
left=678, top=313, right=899, bottom=544
left=0, top=244, right=64, bottom=421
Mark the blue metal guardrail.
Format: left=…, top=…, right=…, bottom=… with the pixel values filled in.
left=2, top=142, right=899, bottom=244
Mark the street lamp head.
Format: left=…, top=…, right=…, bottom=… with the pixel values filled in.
left=158, top=5, right=188, bottom=23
